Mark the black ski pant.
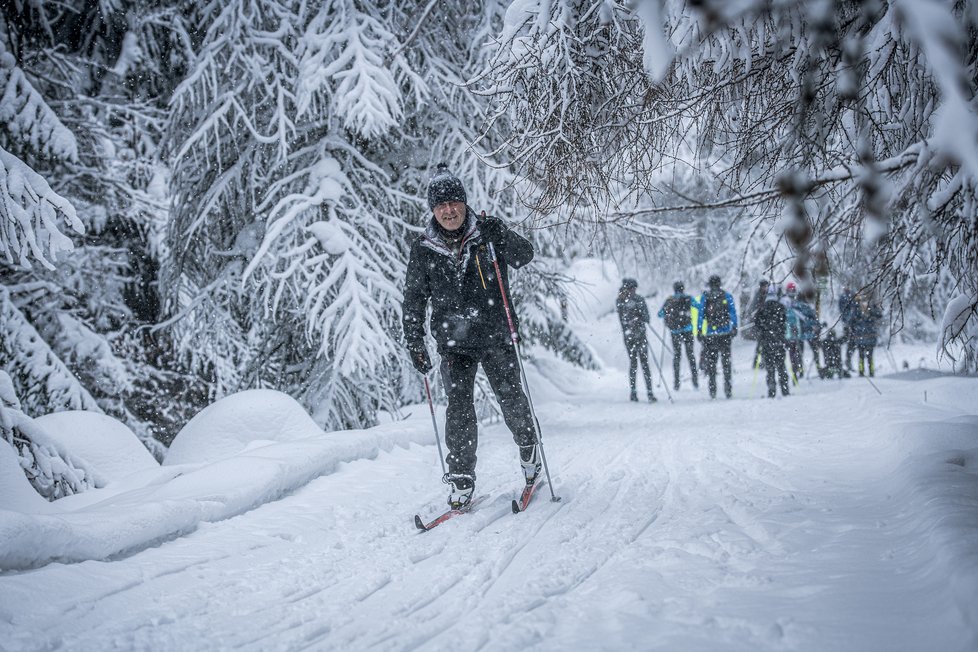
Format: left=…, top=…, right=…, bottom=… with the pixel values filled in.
left=760, top=340, right=790, bottom=397
left=440, top=347, right=536, bottom=481
left=702, top=334, right=733, bottom=398
left=625, top=337, right=653, bottom=398
left=786, top=340, right=803, bottom=378
left=806, top=338, right=820, bottom=368
left=844, top=326, right=855, bottom=369
left=670, top=331, right=698, bottom=388
left=857, top=344, right=875, bottom=377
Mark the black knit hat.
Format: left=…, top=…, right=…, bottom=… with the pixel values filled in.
left=708, top=274, right=722, bottom=288
left=621, top=278, right=638, bottom=290
left=427, top=163, right=466, bottom=210
left=673, top=281, right=684, bottom=293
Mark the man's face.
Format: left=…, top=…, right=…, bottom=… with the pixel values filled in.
left=433, top=201, right=465, bottom=231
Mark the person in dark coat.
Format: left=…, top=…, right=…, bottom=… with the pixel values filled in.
left=657, top=281, right=698, bottom=390
left=746, top=278, right=771, bottom=367
left=696, top=275, right=738, bottom=399
left=839, top=286, right=857, bottom=371
left=818, top=326, right=848, bottom=379
left=849, top=295, right=883, bottom=377
left=754, top=284, right=790, bottom=397
left=402, top=164, right=538, bottom=508
left=617, top=278, right=657, bottom=403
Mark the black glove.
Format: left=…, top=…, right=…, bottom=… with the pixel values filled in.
left=731, top=327, right=738, bottom=338
left=408, top=347, right=433, bottom=374
left=478, top=215, right=507, bottom=244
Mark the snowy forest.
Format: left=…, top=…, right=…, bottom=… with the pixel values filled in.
left=2, top=0, right=977, bottom=486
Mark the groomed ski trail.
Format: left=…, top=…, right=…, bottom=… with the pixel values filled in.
left=2, top=351, right=976, bottom=651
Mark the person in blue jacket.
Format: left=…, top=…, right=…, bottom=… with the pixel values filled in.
left=696, top=275, right=738, bottom=399
left=657, top=281, right=698, bottom=390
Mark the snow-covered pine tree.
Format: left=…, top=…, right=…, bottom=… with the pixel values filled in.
left=1, top=1, right=202, bottom=456
left=0, top=35, right=83, bottom=269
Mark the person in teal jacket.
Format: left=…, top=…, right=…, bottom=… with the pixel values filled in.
left=695, top=275, right=738, bottom=399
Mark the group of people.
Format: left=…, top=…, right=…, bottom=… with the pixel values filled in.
left=617, top=275, right=738, bottom=401
left=617, top=277, right=886, bottom=401
left=743, top=279, right=884, bottom=396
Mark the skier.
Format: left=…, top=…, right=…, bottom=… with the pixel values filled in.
left=657, top=281, right=698, bottom=390
left=754, top=283, right=790, bottom=397
left=839, top=286, right=857, bottom=371
left=818, top=326, right=848, bottom=379
left=696, top=275, right=738, bottom=399
left=850, top=295, right=883, bottom=377
left=744, top=278, right=770, bottom=343
left=782, top=282, right=816, bottom=379
left=746, top=278, right=771, bottom=367
left=402, top=164, right=539, bottom=509
left=616, top=278, right=657, bottom=403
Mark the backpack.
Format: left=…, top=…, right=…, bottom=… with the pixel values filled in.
left=702, top=290, right=731, bottom=330
left=664, top=296, right=692, bottom=330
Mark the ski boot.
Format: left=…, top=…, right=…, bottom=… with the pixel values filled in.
left=519, top=444, right=541, bottom=485
left=444, top=473, right=475, bottom=509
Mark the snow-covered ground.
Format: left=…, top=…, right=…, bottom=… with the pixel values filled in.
left=2, top=261, right=977, bottom=651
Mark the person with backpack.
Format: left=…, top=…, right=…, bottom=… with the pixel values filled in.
left=617, top=278, right=657, bottom=403
left=402, top=164, right=539, bottom=509
left=839, top=286, right=857, bottom=371
left=850, top=295, right=883, bottom=377
left=754, top=283, right=790, bottom=397
left=696, top=275, right=738, bottom=399
left=785, top=282, right=820, bottom=375
left=657, top=281, right=699, bottom=391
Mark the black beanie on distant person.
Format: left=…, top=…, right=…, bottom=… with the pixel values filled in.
left=427, top=163, right=466, bottom=210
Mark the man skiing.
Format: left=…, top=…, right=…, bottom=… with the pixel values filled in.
left=402, top=164, right=539, bottom=509
left=850, top=295, right=883, bottom=377
left=839, top=286, right=857, bottom=371
left=657, top=281, right=698, bottom=391
left=746, top=278, right=770, bottom=368
left=696, top=275, right=738, bottom=399
left=754, top=284, right=791, bottom=397
left=616, top=278, right=657, bottom=403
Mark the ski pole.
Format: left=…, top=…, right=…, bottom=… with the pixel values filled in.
left=423, top=375, right=447, bottom=477
left=645, top=331, right=674, bottom=403
left=486, top=242, right=561, bottom=503
left=658, top=323, right=667, bottom=375
left=863, top=374, right=883, bottom=395
left=645, top=322, right=675, bottom=356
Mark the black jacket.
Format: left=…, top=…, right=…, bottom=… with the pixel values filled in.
left=402, top=208, right=534, bottom=356
left=755, top=298, right=787, bottom=345
left=616, top=291, right=650, bottom=345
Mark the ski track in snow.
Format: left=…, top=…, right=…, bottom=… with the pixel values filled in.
left=1, top=341, right=977, bottom=651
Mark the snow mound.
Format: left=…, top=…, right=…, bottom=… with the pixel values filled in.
left=0, top=442, right=55, bottom=514
left=164, top=389, right=323, bottom=466
left=32, top=411, right=158, bottom=483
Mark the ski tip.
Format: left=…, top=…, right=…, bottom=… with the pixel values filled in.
left=414, top=515, right=428, bottom=532
left=511, top=500, right=521, bottom=514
